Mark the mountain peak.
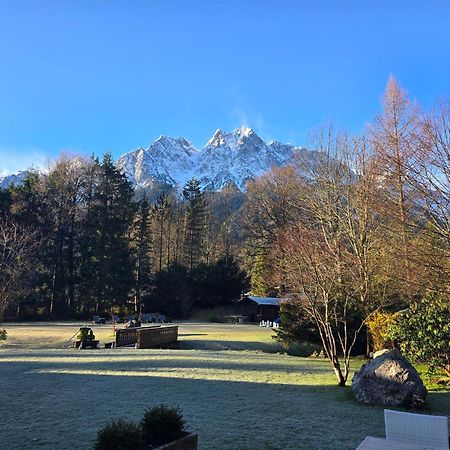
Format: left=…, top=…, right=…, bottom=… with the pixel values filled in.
left=234, top=126, right=255, bottom=137
left=116, top=129, right=311, bottom=192
left=206, top=129, right=225, bottom=147
left=206, top=127, right=259, bottom=149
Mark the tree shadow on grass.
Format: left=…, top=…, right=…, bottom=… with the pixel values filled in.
left=0, top=366, right=386, bottom=450
left=178, top=333, right=208, bottom=337
left=0, top=350, right=333, bottom=376
left=176, top=339, right=283, bottom=353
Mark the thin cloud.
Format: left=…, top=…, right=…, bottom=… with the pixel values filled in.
left=0, top=147, right=49, bottom=176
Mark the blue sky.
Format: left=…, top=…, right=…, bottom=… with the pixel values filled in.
left=1, top=0, right=450, bottom=174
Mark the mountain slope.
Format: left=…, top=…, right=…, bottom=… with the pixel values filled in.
left=0, top=171, right=29, bottom=189
left=117, top=127, right=310, bottom=191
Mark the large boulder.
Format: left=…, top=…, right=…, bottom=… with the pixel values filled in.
left=352, top=349, right=427, bottom=408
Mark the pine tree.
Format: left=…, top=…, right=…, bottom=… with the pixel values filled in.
left=152, top=193, right=171, bottom=271
left=182, top=178, right=207, bottom=270
left=88, top=154, right=135, bottom=312
left=130, top=197, right=152, bottom=313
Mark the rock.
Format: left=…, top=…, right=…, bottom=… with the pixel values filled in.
left=352, top=349, right=427, bottom=408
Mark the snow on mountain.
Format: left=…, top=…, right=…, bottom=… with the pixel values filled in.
left=117, top=127, right=310, bottom=191
left=0, top=170, right=29, bottom=189
left=118, top=136, right=198, bottom=188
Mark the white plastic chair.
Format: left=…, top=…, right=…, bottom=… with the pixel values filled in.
left=384, top=409, right=449, bottom=449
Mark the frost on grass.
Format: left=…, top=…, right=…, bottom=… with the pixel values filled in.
left=0, top=323, right=448, bottom=450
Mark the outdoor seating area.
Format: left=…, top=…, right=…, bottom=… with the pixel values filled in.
left=356, top=409, right=449, bottom=450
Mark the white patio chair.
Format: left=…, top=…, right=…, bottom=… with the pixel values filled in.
left=384, top=409, right=449, bottom=449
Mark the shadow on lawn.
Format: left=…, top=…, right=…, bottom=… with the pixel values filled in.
left=177, top=339, right=283, bottom=353
left=0, top=351, right=333, bottom=375
left=178, top=333, right=208, bottom=337
left=0, top=364, right=386, bottom=450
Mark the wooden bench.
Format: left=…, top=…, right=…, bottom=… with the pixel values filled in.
left=115, top=325, right=178, bottom=349
left=137, top=325, right=178, bottom=349
left=115, top=327, right=140, bottom=347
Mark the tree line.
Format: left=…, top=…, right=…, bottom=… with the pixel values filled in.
left=0, top=154, right=249, bottom=320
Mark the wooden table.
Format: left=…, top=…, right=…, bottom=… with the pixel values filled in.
left=356, top=436, right=443, bottom=450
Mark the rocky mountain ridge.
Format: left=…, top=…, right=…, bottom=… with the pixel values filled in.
left=117, top=127, right=314, bottom=191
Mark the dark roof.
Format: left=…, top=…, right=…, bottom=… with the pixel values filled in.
left=244, top=296, right=281, bottom=306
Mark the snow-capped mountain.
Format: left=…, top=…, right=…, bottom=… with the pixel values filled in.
left=117, top=127, right=312, bottom=191
left=0, top=171, right=29, bottom=189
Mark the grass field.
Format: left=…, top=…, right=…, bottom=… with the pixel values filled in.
left=0, top=322, right=449, bottom=450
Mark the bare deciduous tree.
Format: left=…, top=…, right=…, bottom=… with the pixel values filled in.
left=0, top=220, right=40, bottom=321
left=280, top=130, right=387, bottom=385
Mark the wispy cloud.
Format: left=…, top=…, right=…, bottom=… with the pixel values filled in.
left=228, top=85, right=270, bottom=139
left=231, top=103, right=270, bottom=138
left=0, top=147, right=50, bottom=176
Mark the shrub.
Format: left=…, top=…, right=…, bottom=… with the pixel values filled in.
left=274, top=300, right=320, bottom=347
left=366, top=311, right=396, bottom=352
left=77, top=327, right=95, bottom=342
left=387, top=294, right=450, bottom=377
left=94, top=419, right=143, bottom=450
left=286, top=341, right=322, bottom=357
left=0, top=329, right=7, bottom=341
left=141, top=404, right=186, bottom=447
left=207, top=314, right=221, bottom=323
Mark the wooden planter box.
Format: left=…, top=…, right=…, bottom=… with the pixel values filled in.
left=150, top=432, right=198, bottom=450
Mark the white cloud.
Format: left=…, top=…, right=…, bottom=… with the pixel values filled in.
left=0, top=147, right=50, bottom=176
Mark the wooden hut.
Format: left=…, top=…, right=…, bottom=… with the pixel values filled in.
left=236, top=296, right=281, bottom=322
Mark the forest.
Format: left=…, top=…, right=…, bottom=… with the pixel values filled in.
left=1, top=78, right=449, bottom=383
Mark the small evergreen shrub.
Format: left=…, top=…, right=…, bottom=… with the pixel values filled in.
left=94, top=418, right=143, bottom=450
left=77, top=326, right=95, bottom=342
left=141, top=404, right=186, bottom=447
left=0, top=329, right=7, bottom=341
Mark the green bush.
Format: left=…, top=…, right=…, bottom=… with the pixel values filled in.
left=77, top=327, right=95, bottom=342
left=0, top=329, right=7, bottom=341
left=141, top=404, right=186, bottom=447
left=387, top=293, right=450, bottom=377
left=286, top=341, right=322, bottom=357
left=274, top=301, right=320, bottom=347
left=94, top=419, right=143, bottom=450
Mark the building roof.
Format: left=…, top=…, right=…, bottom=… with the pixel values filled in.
left=245, top=296, right=281, bottom=306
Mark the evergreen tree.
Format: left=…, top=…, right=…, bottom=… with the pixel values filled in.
left=130, top=197, right=152, bottom=313
left=182, top=178, right=207, bottom=270
left=147, top=263, right=192, bottom=318
left=192, top=255, right=250, bottom=308
left=87, top=154, right=135, bottom=312
left=0, top=188, right=12, bottom=218
left=152, top=193, right=171, bottom=271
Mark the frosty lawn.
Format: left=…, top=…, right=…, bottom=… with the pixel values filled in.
left=1, top=323, right=449, bottom=450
